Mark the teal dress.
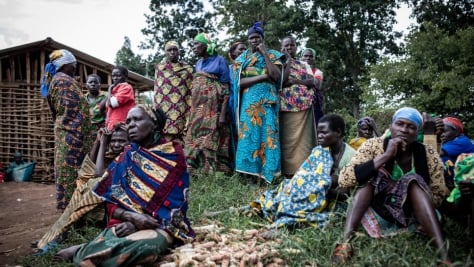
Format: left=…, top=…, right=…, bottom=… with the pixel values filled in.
left=232, top=49, right=284, bottom=183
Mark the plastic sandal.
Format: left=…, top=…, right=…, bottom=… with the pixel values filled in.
left=33, top=241, right=58, bottom=256
left=330, top=242, right=353, bottom=265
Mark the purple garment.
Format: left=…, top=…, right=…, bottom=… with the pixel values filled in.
left=195, top=55, right=230, bottom=83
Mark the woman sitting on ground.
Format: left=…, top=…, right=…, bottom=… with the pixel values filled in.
left=35, top=123, right=129, bottom=252
left=55, top=105, right=194, bottom=266
left=251, top=114, right=355, bottom=229
left=332, top=107, right=449, bottom=265
left=349, top=116, right=381, bottom=150
left=439, top=116, right=474, bottom=189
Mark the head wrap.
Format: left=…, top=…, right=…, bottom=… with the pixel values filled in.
left=165, top=40, right=179, bottom=50
left=229, top=41, right=244, bottom=60
left=40, top=49, right=77, bottom=97
left=194, top=33, right=217, bottom=56
left=357, top=116, right=381, bottom=137
left=392, top=107, right=423, bottom=131
left=247, top=21, right=264, bottom=38
left=301, top=48, right=316, bottom=58
left=443, top=117, right=464, bottom=133
left=14, top=151, right=22, bottom=158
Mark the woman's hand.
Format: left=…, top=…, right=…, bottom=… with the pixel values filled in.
left=256, top=43, right=267, bottom=55
left=385, top=137, right=407, bottom=158
left=126, top=212, right=159, bottom=230
left=115, top=221, right=137, bottom=237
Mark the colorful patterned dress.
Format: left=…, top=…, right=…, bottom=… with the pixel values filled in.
left=251, top=145, right=354, bottom=228
left=184, top=55, right=231, bottom=175
left=154, top=60, right=193, bottom=143
left=279, top=59, right=317, bottom=176
left=232, top=49, right=284, bottom=183
left=49, top=72, right=92, bottom=210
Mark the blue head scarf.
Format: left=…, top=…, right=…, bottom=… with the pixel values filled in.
left=40, top=49, right=76, bottom=97
left=392, top=107, right=423, bottom=131
left=247, top=21, right=264, bottom=38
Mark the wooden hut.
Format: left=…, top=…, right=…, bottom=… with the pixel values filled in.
left=0, top=37, right=154, bottom=182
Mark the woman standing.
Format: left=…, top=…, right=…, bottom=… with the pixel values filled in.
left=333, top=107, right=449, bottom=264
left=85, top=74, right=106, bottom=139
left=154, top=40, right=193, bottom=144
left=279, top=36, right=317, bottom=178
left=184, top=33, right=232, bottom=175
left=232, top=21, right=284, bottom=183
left=105, top=65, right=135, bottom=130
left=40, top=49, right=92, bottom=210
left=301, top=48, right=324, bottom=125
left=228, top=41, right=247, bottom=170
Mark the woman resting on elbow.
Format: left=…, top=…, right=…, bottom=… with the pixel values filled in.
left=54, top=105, right=194, bottom=266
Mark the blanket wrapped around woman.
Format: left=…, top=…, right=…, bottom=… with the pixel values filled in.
left=73, top=139, right=194, bottom=266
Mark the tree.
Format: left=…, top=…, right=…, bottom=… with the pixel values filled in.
left=214, top=0, right=306, bottom=50
left=115, top=36, right=148, bottom=76
left=140, top=0, right=215, bottom=64
left=408, top=0, right=474, bottom=34
left=302, top=0, right=402, bottom=119
left=364, top=24, right=474, bottom=133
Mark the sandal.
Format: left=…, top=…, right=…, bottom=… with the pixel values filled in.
left=330, top=242, right=353, bottom=265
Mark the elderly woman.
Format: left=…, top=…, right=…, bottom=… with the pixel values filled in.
left=349, top=117, right=381, bottom=150
left=251, top=114, right=355, bottom=229
left=184, top=33, right=231, bottom=175
left=332, top=107, right=449, bottom=265
left=54, top=105, right=194, bottom=266
left=232, top=21, right=284, bottom=183
left=40, top=49, right=92, bottom=210
left=440, top=116, right=474, bottom=189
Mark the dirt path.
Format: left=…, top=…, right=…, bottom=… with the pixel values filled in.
left=0, top=182, right=60, bottom=266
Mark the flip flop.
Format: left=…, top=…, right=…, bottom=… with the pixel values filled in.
left=33, top=241, right=58, bottom=256
left=330, top=242, right=353, bottom=265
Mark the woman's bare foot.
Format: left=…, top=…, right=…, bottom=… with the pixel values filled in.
left=53, top=244, right=82, bottom=262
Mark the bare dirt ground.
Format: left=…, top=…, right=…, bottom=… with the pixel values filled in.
left=0, top=182, right=60, bottom=266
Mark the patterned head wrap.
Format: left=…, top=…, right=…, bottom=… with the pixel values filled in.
left=247, top=21, right=264, bottom=38
left=194, top=33, right=217, bottom=56
left=392, top=107, right=423, bottom=131
left=443, top=117, right=464, bottom=133
left=301, top=48, right=316, bottom=58
left=40, top=49, right=77, bottom=97
left=165, top=40, right=179, bottom=50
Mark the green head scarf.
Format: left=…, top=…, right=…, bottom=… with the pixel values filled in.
left=194, top=33, right=217, bottom=56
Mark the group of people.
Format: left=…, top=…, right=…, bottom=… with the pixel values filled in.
left=38, top=47, right=194, bottom=265
left=160, top=22, right=325, bottom=185
left=31, top=20, right=474, bottom=266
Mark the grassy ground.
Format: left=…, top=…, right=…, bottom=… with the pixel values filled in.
left=20, top=173, right=474, bottom=266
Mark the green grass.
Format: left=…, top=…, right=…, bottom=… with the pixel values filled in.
left=20, top=173, right=474, bottom=266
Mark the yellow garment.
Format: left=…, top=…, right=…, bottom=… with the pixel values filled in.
left=349, top=137, right=367, bottom=150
